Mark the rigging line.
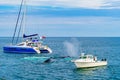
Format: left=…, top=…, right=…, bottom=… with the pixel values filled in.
left=22, top=0, right=26, bottom=40
left=16, top=12, right=24, bottom=44
left=12, top=0, right=24, bottom=44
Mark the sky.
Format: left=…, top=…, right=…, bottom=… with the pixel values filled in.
left=0, top=0, right=120, bottom=37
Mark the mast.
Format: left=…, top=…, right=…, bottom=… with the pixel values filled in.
left=16, top=12, right=24, bottom=44
left=22, top=0, right=26, bottom=41
left=12, top=0, right=24, bottom=44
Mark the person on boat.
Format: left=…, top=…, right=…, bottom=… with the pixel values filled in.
left=31, top=42, right=35, bottom=47
left=38, top=42, right=42, bottom=48
left=94, top=56, right=97, bottom=61
left=25, top=40, right=29, bottom=46
left=101, top=58, right=107, bottom=61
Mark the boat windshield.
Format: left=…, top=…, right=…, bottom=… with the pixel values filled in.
left=88, top=56, right=93, bottom=59
left=80, top=56, right=87, bottom=59
left=80, top=55, right=93, bottom=59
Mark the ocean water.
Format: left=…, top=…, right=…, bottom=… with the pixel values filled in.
left=0, top=37, right=120, bottom=80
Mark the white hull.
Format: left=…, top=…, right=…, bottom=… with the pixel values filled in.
left=74, top=61, right=107, bottom=68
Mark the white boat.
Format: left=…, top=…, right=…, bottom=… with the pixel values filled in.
left=72, top=53, right=107, bottom=68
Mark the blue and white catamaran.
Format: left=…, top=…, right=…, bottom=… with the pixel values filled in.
left=3, top=0, right=52, bottom=54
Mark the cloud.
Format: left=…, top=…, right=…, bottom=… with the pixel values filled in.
left=0, top=0, right=120, bottom=9
left=0, top=0, right=20, bottom=5
left=1, top=15, right=120, bottom=37
left=52, top=0, right=107, bottom=9
left=26, top=16, right=120, bottom=25
left=1, top=15, right=119, bottom=26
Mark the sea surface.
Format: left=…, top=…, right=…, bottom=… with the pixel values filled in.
left=0, top=37, right=120, bottom=80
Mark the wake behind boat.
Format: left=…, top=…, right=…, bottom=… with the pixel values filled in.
left=72, top=53, right=107, bottom=68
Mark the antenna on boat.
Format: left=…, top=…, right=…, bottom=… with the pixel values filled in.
left=12, top=0, right=24, bottom=44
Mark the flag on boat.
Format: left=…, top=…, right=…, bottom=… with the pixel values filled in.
left=40, top=36, right=46, bottom=39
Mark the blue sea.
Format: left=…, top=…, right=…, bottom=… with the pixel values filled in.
left=0, top=37, right=120, bottom=80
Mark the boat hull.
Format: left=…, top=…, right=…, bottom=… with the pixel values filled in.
left=3, top=46, right=51, bottom=54
left=74, top=61, right=107, bottom=68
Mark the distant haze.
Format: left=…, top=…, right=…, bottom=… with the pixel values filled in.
left=0, top=0, right=120, bottom=37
